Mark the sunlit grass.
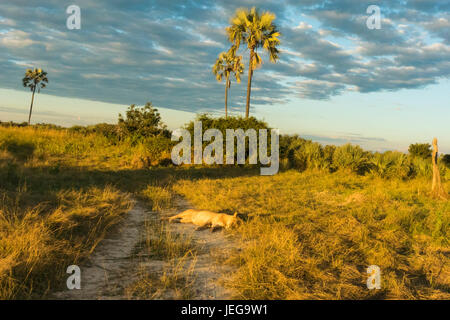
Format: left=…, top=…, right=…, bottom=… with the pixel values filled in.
left=1, top=125, right=448, bottom=300
left=174, top=170, right=449, bottom=299
left=0, top=186, right=132, bottom=299
left=126, top=219, right=197, bottom=299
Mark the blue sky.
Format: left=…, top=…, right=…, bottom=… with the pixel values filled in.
left=0, top=0, right=449, bottom=152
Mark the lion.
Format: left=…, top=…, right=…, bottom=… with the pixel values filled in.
left=168, top=209, right=239, bottom=231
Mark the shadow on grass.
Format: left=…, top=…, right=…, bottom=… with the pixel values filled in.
left=0, top=163, right=261, bottom=209
left=1, top=139, right=35, bottom=161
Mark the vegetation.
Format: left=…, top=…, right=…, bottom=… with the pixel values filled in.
left=126, top=218, right=198, bottom=299
left=409, top=143, right=432, bottom=159
left=118, top=102, right=170, bottom=141
left=22, top=68, right=48, bottom=125
left=0, top=117, right=448, bottom=300
left=212, top=46, right=244, bottom=117
left=174, top=170, right=449, bottom=299
left=4, top=4, right=447, bottom=301
left=442, top=154, right=450, bottom=169
left=227, top=7, right=281, bottom=118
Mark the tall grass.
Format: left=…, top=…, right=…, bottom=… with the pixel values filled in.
left=1, top=124, right=448, bottom=300
left=0, top=187, right=132, bottom=299
left=126, top=219, right=197, bottom=299
left=174, top=170, right=449, bottom=299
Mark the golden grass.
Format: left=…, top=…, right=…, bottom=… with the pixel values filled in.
left=174, top=170, right=450, bottom=299
left=0, top=186, right=133, bottom=299
left=1, top=125, right=448, bottom=300
left=0, top=126, right=161, bottom=170
left=140, top=186, right=173, bottom=211
left=0, top=126, right=196, bottom=299
left=126, top=219, right=197, bottom=299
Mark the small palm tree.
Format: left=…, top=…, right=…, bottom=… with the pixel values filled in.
left=212, top=46, right=244, bottom=118
left=227, top=7, right=281, bottom=118
left=22, top=68, right=48, bottom=125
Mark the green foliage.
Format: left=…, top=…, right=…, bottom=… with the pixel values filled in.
left=411, top=156, right=432, bottom=177
left=0, top=137, right=35, bottom=161
left=332, top=143, right=371, bottom=174
left=323, top=145, right=336, bottom=168
left=227, top=7, right=281, bottom=65
left=118, top=102, right=170, bottom=142
left=131, top=136, right=174, bottom=168
left=226, top=7, right=281, bottom=117
left=22, top=68, right=48, bottom=93
left=185, top=114, right=269, bottom=134
left=33, top=123, right=63, bottom=130
left=280, top=136, right=335, bottom=172
left=292, top=141, right=323, bottom=171
left=0, top=120, right=29, bottom=128
left=69, top=123, right=119, bottom=143
left=184, top=114, right=270, bottom=165
left=370, top=151, right=413, bottom=179
left=408, top=143, right=432, bottom=159
left=442, top=154, right=450, bottom=169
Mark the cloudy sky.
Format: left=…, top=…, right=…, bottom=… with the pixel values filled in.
left=0, top=0, right=449, bottom=152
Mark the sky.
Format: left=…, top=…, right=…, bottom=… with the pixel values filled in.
left=0, top=0, right=449, bottom=152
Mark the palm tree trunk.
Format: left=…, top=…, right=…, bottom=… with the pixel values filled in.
left=28, top=86, right=36, bottom=125
left=225, top=74, right=230, bottom=118
left=245, top=49, right=254, bottom=119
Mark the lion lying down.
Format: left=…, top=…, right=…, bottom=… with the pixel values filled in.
left=168, top=209, right=239, bottom=231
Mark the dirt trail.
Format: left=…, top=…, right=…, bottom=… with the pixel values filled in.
left=154, top=196, right=236, bottom=299
left=51, top=196, right=235, bottom=300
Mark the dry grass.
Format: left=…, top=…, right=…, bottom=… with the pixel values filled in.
left=0, top=186, right=132, bottom=299
left=126, top=219, right=197, bottom=299
left=2, top=125, right=448, bottom=300
left=140, top=186, right=173, bottom=211
left=0, top=126, right=218, bottom=300
left=174, top=170, right=450, bottom=299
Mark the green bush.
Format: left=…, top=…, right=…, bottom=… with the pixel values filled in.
left=130, top=136, right=173, bottom=168
left=408, top=143, right=431, bottom=159
left=332, top=143, right=371, bottom=174
left=279, top=135, right=334, bottom=172
left=69, top=123, right=120, bottom=144
left=370, top=151, right=413, bottom=179
left=411, top=156, right=431, bottom=177
left=291, top=141, right=326, bottom=171
left=184, top=114, right=270, bottom=164
left=118, top=102, right=170, bottom=142
left=0, top=121, right=28, bottom=128
left=323, top=145, right=336, bottom=170
left=185, top=114, right=269, bottom=135
left=442, top=154, right=450, bottom=169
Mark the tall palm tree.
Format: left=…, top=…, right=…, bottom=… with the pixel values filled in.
left=227, top=7, right=281, bottom=118
left=22, top=68, right=48, bottom=125
left=212, top=46, right=244, bottom=118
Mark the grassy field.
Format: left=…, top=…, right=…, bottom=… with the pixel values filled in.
left=0, top=125, right=246, bottom=299
left=0, top=125, right=449, bottom=299
left=174, top=170, right=449, bottom=299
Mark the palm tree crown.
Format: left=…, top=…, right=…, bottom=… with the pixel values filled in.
left=23, top=68, right=48, bottom=92
left=212, top=46, right=244, bottom=117
left=227, top=7, right=281, bottom=118
left=22, top=68, right=48, bottom=125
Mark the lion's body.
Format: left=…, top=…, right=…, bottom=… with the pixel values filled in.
left=169, top=209, right=238, bottom=230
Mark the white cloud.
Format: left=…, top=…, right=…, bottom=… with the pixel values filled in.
left=0, top=30, right=34, bottom=48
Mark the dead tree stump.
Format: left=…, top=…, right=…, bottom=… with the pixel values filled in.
left=431, top=138, right=446, bottom=199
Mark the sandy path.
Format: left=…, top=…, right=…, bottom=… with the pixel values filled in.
left=152, top=196, right=235, bottom=299
left=51, top=202, right=146, bottom=299
left=51, top=196, right=235, bottom=300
